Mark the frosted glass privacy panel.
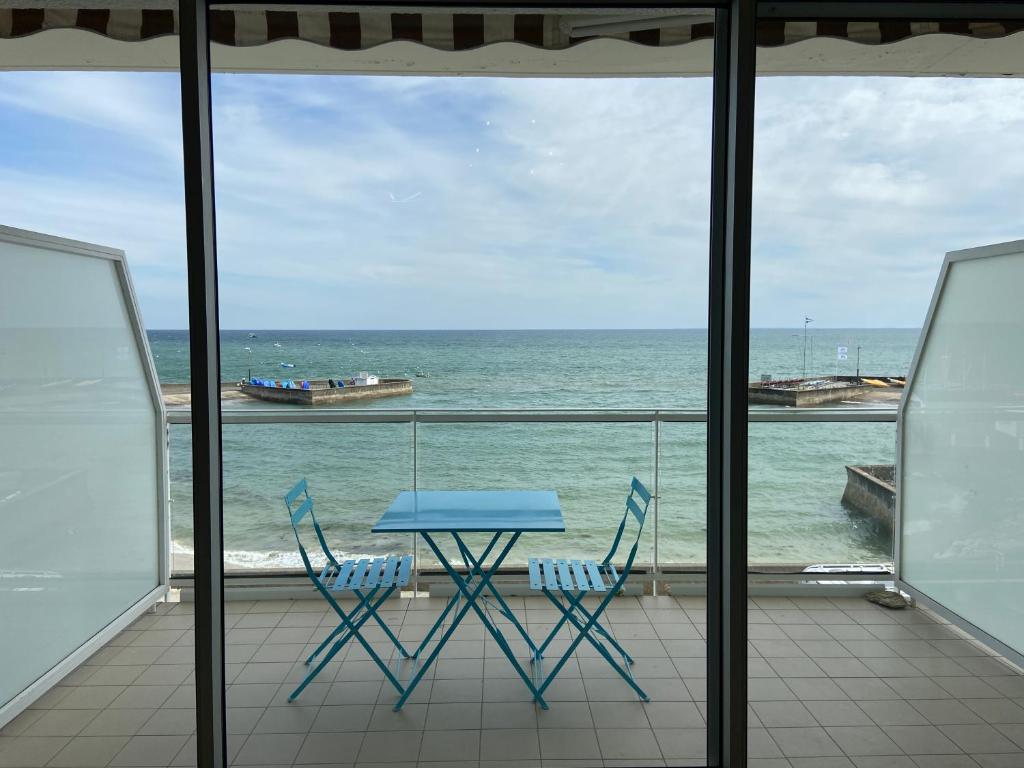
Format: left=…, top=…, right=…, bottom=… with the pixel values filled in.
left=0, top=227, right=163, bottom=712
left=900, top=240, right=1024, bottom=658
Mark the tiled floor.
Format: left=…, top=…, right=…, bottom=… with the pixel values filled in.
left=3, top=593, right=1024, bottom=767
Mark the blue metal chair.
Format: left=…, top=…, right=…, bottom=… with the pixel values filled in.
left=284, top=479, right=412, bottom=701
left=527, top=476, right=653, bottom=702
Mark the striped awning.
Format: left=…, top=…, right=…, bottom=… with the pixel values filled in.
left=1, top=7, right=1023, bottom=51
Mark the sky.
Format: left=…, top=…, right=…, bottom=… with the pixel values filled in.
left=2, top=69, right=1023, bottom=330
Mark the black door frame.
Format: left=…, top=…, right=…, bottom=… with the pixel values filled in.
left=177, top=2, right=1024, bottom=765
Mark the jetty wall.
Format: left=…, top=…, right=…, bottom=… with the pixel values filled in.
left=748, top=384, right=877, bottom=407
left=842, top=464, right=895, bottom=529
left=240, top=378, right=412, bottom=406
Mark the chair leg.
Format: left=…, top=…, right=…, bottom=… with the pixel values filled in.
left=533, top=599, right=574, bottom=661
left=305, top=623, right=347, bottom=667
left=291, top=589, right=406, bottom=701
left=306, top=586, right=394, bottom=666
left=289, top=630, right=348, bottom=701
left=352, top=587, right=411, bottom=658
left=537, top=589, right=648, bottom=702
left=572, top=599, right=635, bottom=664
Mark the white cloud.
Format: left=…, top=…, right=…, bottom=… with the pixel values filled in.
left=3, top=69, right=1024, bottom=329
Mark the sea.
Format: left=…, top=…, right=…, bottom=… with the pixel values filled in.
left=149, top=328, right=919, bottom=570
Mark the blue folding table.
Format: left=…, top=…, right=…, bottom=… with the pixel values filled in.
left=372, top=490, right=563, bottom=710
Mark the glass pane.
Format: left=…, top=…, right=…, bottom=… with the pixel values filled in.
left=749, top=422, right=895, bottom=566
left=902, top=245, right=1024, bottom=657
left=209, top=10, right=714, bottom=765
left=0, top=60, right=193, bottom=764
left=749, top=24, right=1024, bottom=768
left=0, top=233, right=160, bottom=709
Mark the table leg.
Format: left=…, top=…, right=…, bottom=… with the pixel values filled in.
left=410, top=533, right=503, bottom=659
left=421, top=533, right=549, bottom=710
left=452, top=532, right=540, bottom=658
left=391, top=531, right=522, bottom=710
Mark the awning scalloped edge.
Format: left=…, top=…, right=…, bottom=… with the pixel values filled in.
left=1, top=9, right=1022, bottom=52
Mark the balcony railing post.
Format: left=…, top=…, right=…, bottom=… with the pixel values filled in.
left=653, top=415, right=660, bottom=596
left=412, top=413, right=419, bottom=594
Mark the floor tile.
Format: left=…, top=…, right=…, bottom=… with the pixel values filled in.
left=653, top=728, right=705, bottom=760
left=0, top=736, right=70, bottom=767
left=769, top=726, right=844, bottom=758
left=357, top=730, right=423, bottom=762
left=48, top=735, right=130, bottom=767
left=813, top=701, right=875, bottom=727
left=295, top=731, right=364, bottom=763
left=420, top=729, right=480, bottom=762
left=882, top=725, right=960, bottom=755
left=753, top=701, right=818, bottom=727
left=481, top=702, right=538, bottom=729
left=109, top=734, right=190, bottom=766
left=825, top=725, right=901, bottom=756
left=941, top=723, right=1022, bottom=754
left=537, top=729, right=601, bottom=760
left=860, top=700, right=930, bottom=727
left=480, top=729, right=541, bottom=761
left=425, top=702, right=482, bottom=730
left=595, top=728, right=661, bottom=761
left=21, top=708, right=99, bottom=737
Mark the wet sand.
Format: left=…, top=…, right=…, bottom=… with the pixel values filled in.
left=161, top=382, right=248, bottom=407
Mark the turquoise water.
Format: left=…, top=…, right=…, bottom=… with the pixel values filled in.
left=151, top=328, right=916, bottom=568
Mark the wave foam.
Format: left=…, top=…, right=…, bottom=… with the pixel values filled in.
left=172, top=539, right=379, bottom=571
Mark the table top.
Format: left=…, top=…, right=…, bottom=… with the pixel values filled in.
left=371, top=490, right=564, bottom=533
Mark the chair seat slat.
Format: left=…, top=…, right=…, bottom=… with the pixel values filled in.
left=542, top=558, right=557, bottom=590
left=332, top=559, right=356, bottom=591
left=584, top=560, right=606, bottom=592
left=528, top=559, right=542, bottom=590
left=570, top=560, right=590, bottom=592
left=381, top=556, right=399, bottom=587
left=604, top=562, right=619, bottom=587
left=318, top=562, right=333, bottom=584
left=556, top=559, right=574, bottom=591
left=348, top=558, right=371, bottom=590
left=364, top=557, right=386, bottom=588
left=396, top=555, right=412, bottom=587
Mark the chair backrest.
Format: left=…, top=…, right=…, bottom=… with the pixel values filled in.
left=283, top=478, right=339, bottom=580
left=602, top=477, right=653, bottom=577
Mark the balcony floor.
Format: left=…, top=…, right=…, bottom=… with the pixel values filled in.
left=3, top=594, right=1024, bottom=767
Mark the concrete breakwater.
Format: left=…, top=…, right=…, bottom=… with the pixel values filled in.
left=240, top=378, right=412, bottom=405
left=749, top=375, right=905, bottom=407
left=842, top=464, right=895, bottom=529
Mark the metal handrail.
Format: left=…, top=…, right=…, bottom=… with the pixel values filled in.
left=165, top=406, right=897, bottom=425
left=165, top=406, right=898, bottom=585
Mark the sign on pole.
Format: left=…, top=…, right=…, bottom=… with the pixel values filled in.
left=837, top=345, right=848, bottom=361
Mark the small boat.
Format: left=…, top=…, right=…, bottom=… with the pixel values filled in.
left=415, top=371, right=429, bottom=378
left=280, top=362, right=295, bottom=369
left=273, top=342, right=282, bottom=348
left=248, top=333, right=257, bottom=338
